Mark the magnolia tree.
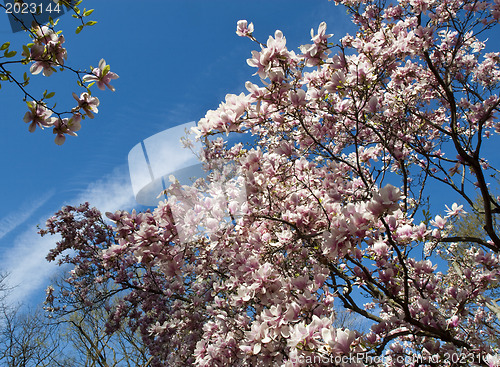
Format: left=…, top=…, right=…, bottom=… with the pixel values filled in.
left=41, top=0, right=500, bottom=366
left=0, top=0, right=118, bottom=145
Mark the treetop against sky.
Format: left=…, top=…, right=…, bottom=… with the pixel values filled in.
left=2, top=0, right=500, bottom=366
left=0, top=0, right=342, bottom=304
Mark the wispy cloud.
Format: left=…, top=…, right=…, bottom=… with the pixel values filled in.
left=1, top=228, right=60, bottom=305
left=1, top=165, right=136, bottom=305
left=71, top=164, right=136, bottom=214
left=0, top=191, right=54, bottom=241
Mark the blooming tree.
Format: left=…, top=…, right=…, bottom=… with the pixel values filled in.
left=42, top=0, right=500, bottom=366
left=0, top=0, right=118, bottom=145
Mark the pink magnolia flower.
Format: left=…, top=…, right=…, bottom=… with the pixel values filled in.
left=367, top=184, right=401, bottom=216
left=300, top=22, right=332, bottom=66
left=334, top=328, right=356, bottom=354
left=485, top=354, right=500, bottom=367
left=372, top=240, right=389, bottom=257
left=367, top=95, right=379, bottom=113
left=23, top=101, right=55, bottom=132
left=430, top=215, right=447, bottom=229
left=288, top=316, right=329, bottom=350
left=246, top=30, right=290, bottom=78
left=444, top=203, right=467, bottom=218
left=52, top=114, right=81, bottom=145
left=412, top=259, right=437, bottom=275
left=27, top=43, right=44, bottom=59
left=72, top=92, right=100, bottom=118
left=30, top=59, right=55, bottom=76
left=82, top=59, right=119, bottom=91
left=289, top=89, right=307, bottom=106
left=236, top=20, right=254, bottom=37
left=33, top=25, right=58, bottom=45
left=46, top=38, right=67, bottom=65
left=447, top=315, right=459, bottom=328
left=148, top=321, right=169, bottom=336
left=310, top=21, right=332, bottom=45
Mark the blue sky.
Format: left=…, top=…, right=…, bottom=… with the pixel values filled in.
left=0, top=1, right=356, bottom=305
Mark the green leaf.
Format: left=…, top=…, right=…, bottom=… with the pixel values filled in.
left=0, top=42, right=10, bottom=51
left=4, top=50, right=16, bottom=58
left=83, top=9, right=94, bottom=17
left=102, top=64, right=110, bottom=76
left=85, top=21, right=97, bottom=26
left=46, top=92, right=55, bottom=99
left=75, top=25, right=83, bottom=34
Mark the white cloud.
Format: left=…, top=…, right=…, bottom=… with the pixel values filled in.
left=0, top=191, right=53, bottom=241
left=0, top=227, right=60, bottom=305
left=1, top=165, right=136, bottom=305
left=71, top=164, right=136, bottom=214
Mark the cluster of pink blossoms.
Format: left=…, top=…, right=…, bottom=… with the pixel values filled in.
left=28, top=25, right=67, bottom=76
left=20, top=22, right=118, bottom=144
left=42, top=0, right=500, bottom=366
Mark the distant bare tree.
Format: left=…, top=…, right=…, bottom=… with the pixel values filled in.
left=0, top=268, right=152, bottom=367
left=0, top=271, right=11, bottom=313
left=332, top=305, right=371, bottom=333
left=0, top=304, right=68, bottom=366
left=45, top=271, right=153, bottom=367
left=59, top=304, right=152, bottom=367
